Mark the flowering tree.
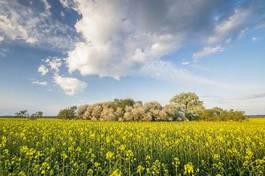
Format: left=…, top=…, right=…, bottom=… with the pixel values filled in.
left=170, top=92, right=205, bottom=120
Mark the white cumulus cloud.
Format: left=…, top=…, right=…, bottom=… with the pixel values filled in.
left=65, top=0, right=226, bottom=79
left=2, top=0, right=265, bottom=95
left=64, top=0, right=265, bottom=79
left=53, top=74, right=87, bottom=95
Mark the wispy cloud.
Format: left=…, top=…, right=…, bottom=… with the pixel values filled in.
left=141, top=60, right=235, bottom=89
left=207, top=9, right=251, bottom=45
left=181, top=61, right=190, bottom=66
left=252, top=37, right=257, bottom=42
left=194, top=2, right=265, bottom=59
left=41, top=0, right=51, bottom=12
left=201, top=93, right=265, bottom=115
left=242, top=93, right=265, bottom=100
left=0, top=48, right=8, bottom=58
left=32, top=80, right=48, bottom=86
left=0, top=36, right=4, bottom=42
left=193, top=46, right=223, bottom=59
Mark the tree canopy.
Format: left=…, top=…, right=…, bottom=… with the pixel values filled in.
left=57, top=92, right=246, bottom=121
left=170, top=92, right=204, bottom=113
left=57, top=106, right=77, bottom=119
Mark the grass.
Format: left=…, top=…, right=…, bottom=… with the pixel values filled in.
left=0, top=118, right=265, bottom=175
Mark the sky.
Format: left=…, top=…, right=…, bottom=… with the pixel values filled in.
left=0, top=0, right=265, bottom=115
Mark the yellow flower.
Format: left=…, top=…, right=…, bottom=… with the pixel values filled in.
left=126, top=150, right=134, bottom=159
left=77, top=146, right=81, bottom=152
left=184, top=162, right=194, bottom=175
left=87, top=169, right=93, bottom=175
left=94, top=162, right=101, bottom=168
left=61, top=152, right=68, bottom=159
left=1, top=136, right=7, bottom=147
left=118, top=144, right=126, bottom=152
left=18, top=171, right=26, bottom=176
left=145, top=155, right=151, bottom=161
left=137, top=165, right=145, bottom=173
left=109, top=169, right=121, bottom=176
left=213, top=154, right=220, bottom=161
left=106, top=151, right=115, bottom=161
left=173, top=157, right=180, bottom=167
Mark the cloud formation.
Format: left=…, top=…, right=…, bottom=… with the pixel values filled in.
left=193, top=46, right=223, bottom=59
left=0, top=36, right=4, bottom=42
left=140, top=60, right=234, bottom=89
left=2, top=0, right=265, bottom=96
left=38, top=65, right=49, bottom=76
left=64, top=0, right=265, bottom=79
left=243, top=93, right=265, bottom=100
left=53, top=74, right=87, bottom=95
left=65, top=0, right=217, bottom=78
left=32, top=80, right=48, bottom=86
left=0, top=48, right=8, bottom=57
left=41, top=0, right=51, bottom=12
left=45, top=57, right=63, bottom=73
left=38, top=56, right=87, bottom=95
left=206, top=9, right=251, bottom=45
left=0, top=0, right=77, bottom=50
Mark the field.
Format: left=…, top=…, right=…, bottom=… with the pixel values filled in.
left=0, top=118, right=265, bottom=175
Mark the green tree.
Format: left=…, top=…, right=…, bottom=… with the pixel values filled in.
left=30, top=111, right=43, bottom=120
left=57, top=106, right=77, bottom=119
left=199, top=107, right=246, bottom=121
left=15, top=110, right=29, bottom=118
left=113, top=98, right=135, bottom=109
left=77, top=105, right=88, bottom=118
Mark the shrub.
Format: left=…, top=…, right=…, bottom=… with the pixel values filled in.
left=57, top=106, right=77, bottom=119
left=199, top=107, right=247, bottom=121
left=15, top=110, right=29, bottom=118
left=29, top=111, right=43, bottom=120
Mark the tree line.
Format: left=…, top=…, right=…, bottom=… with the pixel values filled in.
left=57, top=92, right=246, bottom=121
left=14, top=110, right=43, bottom=120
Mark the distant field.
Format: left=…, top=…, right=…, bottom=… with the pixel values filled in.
left=248, top=115, right=265, bottom=118
left=0, top=116, right=57, bottom=119
left=0, top=118, right=265, bottom=175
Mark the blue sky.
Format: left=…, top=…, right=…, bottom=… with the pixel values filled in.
left=0, top=0, right=265, bottom=115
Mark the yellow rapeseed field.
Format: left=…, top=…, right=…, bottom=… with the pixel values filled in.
left=0, top=118, right=265, bottom=175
